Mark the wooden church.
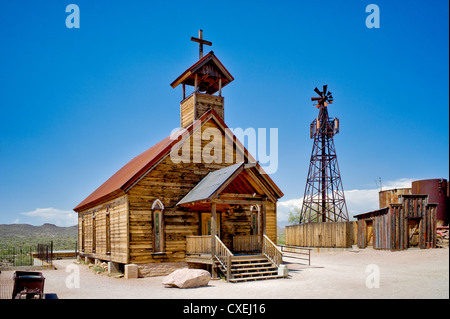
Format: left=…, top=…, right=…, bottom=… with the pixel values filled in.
left=73, top=31, right=284, bottom=282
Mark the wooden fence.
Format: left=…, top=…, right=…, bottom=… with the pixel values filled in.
left=285, top=222, right=357, bottom=248
left=186, top=236, right=211, bottom=255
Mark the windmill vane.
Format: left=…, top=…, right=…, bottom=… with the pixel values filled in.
left=311, top=85, right=333, bottom=107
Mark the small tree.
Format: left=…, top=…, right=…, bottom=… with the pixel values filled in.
left=287, top=207, right=301, bottom=225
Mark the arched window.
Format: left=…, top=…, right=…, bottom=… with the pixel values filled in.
left=250, top=205, right=260, bottom=235
left=152, top=199, right=165, bottom=253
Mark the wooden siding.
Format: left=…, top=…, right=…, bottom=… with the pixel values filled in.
left=78, top=195, right=128, bottom=263
left=195, top=93, right=224, bottom=122
left=180, top=93, right=195, bottom=128
left=356, top=195, right=437, bottom=250
left=180, top=93, right=224, bottom=128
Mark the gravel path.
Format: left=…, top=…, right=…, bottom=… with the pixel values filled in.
left=1, top=247, right=448, bottom=299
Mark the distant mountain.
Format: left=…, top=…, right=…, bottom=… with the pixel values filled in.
left=0, top=223, right=77, bottom=238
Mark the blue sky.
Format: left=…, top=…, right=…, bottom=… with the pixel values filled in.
left=0, top=0, right=448, bottom=226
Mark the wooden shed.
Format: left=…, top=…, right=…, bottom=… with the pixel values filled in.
left=73, top=46, right=284, bottom=282
left=355, top=194, right=437, bottom=250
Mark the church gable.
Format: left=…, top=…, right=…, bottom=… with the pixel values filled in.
left=127, top=112, right=247, bottom=210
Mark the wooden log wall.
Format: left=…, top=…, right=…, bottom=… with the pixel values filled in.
left=285, top=222, right=356, bottom=248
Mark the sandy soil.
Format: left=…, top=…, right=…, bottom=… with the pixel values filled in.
left=1, top=247, right=448, bottom=299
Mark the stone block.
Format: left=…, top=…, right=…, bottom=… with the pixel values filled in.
left=124, top=264, right=138, bottom=279
left=108, top=262, right=120, bottom=274
left=278, top=264, right=289, bottom=277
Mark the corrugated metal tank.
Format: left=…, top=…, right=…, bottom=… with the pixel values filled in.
left=379, top=188, right=412, bottom=209
left=412, top=179, right=448, bottom=224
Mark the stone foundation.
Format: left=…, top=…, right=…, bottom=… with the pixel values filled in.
left=137, top=262, right=206, bottom=278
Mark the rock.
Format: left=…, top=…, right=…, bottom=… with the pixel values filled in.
left=163, top=269, right=211, bottom=288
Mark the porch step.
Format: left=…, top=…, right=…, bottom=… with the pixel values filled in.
left=216, top=254, right=283, bottom=283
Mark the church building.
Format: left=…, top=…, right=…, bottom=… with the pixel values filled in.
left=73, top=31, right=284, bottom=282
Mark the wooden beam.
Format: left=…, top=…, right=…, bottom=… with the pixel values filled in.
left=125, top=194, right=130, bottom=264
left=246, top=169, right=277, bottom=203
left=260, top=200, right=266, bottom=244
left=219, top=193, right=264, bottom=199
left=191, top=30, right=212, bottom=59
left=211, top=201, right=217, bottom=278
left=214, top=199, right=263, bottom=205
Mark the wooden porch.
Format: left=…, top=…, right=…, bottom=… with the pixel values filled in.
left=185, top=234, right=283, bottom=282
left=176, top=162, right=284, bottom=282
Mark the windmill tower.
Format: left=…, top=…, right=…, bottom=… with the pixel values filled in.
left=300, top=85, right=349, bottom=223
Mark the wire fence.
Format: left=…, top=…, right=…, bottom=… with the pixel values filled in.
left=0, top=242, right=53, bottom=269
left=0, top=246, right=35, bottom=268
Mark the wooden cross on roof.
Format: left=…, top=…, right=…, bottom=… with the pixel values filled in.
left=191, top=29, right=212, bottom=59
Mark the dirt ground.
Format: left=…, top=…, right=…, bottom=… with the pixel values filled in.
left=1, top=247, right=448, bottom=299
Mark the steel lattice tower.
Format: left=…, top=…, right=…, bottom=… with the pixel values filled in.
left=300, top=85, right=349, bottom=223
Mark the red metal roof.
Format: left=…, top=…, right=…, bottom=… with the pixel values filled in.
left=73, top=109, right=283, bottom=212
left=73, top=135, right=174, bottom=212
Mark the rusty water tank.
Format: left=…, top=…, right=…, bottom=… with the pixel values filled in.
left=412, top=179, right=448, bottom=224
left=379, top=188, right=412, bottom=209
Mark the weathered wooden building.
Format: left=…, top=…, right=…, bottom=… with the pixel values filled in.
left=73, top=40, right=284, bottom=282
left=355, top=194, right=437, bottom=250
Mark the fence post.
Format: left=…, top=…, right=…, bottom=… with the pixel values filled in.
left=50, top=241, right=53, bottom=267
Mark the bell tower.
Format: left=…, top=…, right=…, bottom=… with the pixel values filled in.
left=170, top=30, right=234, bottom=128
